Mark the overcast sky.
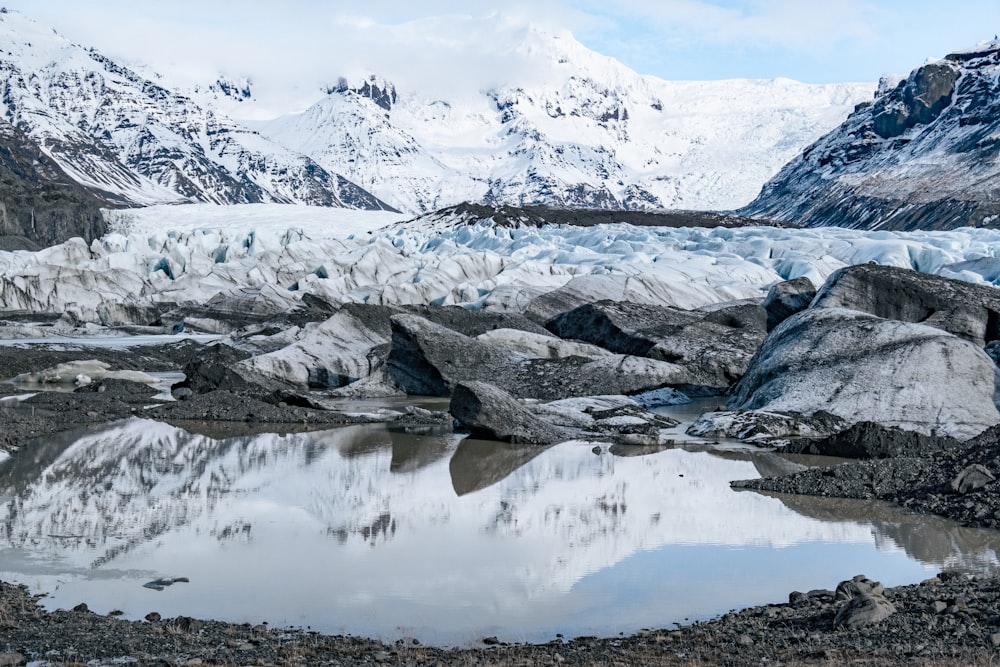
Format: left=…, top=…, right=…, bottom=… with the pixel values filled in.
left=5, top=1, right=999, bottom=96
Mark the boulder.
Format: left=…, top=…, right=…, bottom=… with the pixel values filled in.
left=833, top=588, right=896, bottom=630
left=951, top=464, right=995, bottom=494
left=729, top=308, right=1000, bottom=440
left=784, top=422, right=961, bottom=459
left=762, top=277, right=815, bottom=331
left=546, top=300, right=767, bottom=390
left=449, top=381, right=574, bottom=445
left=386, top=314, right=686, bottom=400
left=812, top=264, right=1000, bottom=347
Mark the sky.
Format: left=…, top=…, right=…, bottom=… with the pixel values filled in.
left=3, top=0, right=999, bottom=112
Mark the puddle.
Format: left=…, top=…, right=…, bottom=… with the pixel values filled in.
left=0, top=414, right=998, bottom=646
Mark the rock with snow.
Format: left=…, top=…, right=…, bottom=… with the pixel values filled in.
left=813, top=264, right=1000, bottom=346
left=475, top=328, right=612, bottom=360
left=12, top=360, right=158, bottom=388
left=236, top=310, right=390, bottom=390
left=546, top=300, right=767, bottom=390
left=386, top=314, right=686, bottom=400
left=686, top=410, right=846, bottom=444
left=728, top=308, right=1000, bottom=439
left=762, top=277, right=815, bottom=331
left=744, top=42, right=1000, bottom=230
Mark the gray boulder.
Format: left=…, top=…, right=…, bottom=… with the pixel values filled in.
left=449, top=381, right=574, bottom=445
left=951, top=464, right=995, bottom=494
left=387, top=314, right=686, bottom=400
left=546, top=300, right=767, bottom=390
left=729, top=308, right=1000, bottom=440
left=762, top=277, right=815, bottom=331
left=813, top=264, right=1000, bottom=347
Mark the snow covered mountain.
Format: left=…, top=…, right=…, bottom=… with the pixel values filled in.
left=0, top=9, right=392, bottom=210
left=256, top=30, right=873, bottom=214
left=744, top=42, right=1000, bottom=230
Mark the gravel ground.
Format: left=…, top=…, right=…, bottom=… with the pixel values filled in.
left=1, top=571, right=999, bottom=666
left=736, top=425, right=1000, bottom=530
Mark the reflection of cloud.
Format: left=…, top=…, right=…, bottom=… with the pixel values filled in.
left=2, top=417, right=994, bottom=642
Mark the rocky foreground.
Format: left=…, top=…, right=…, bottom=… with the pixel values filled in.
left=1, top=571, right=1000, bottom=666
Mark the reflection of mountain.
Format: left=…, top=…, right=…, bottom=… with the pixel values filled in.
left=756, top=491, right=1000, bottom=573
left=1, top=417, right=995, bottom=642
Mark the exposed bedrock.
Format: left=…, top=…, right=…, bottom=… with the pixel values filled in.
left=728, top=307, right=1000, bottom=440
left=545, top=300, right=767, bottom=390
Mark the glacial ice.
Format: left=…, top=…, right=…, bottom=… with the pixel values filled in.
left=4, top=206, right=1000, bottom=323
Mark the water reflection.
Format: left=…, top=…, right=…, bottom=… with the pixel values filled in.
left=0, top=417, right=997, bottom=645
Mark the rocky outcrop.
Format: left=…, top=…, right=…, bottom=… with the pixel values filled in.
left=743, top=43, right=1000, bottom=230
left=546, top=300, right=767, bottom=390
left=762, top=277, right=815, bottom=331
left=449, top=381, right=573, bottom=445
left=386, top=314, right=686, bottom=400
left=812, top=264, right=1000, bottom=346
left=728, top=308, right=1000, bottom=440
left=0, top=120, right=107, bottom=248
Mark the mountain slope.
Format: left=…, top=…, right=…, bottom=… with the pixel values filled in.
left=0, top=9, right=393, bottom=211
left=257, top=30, right=873, bottom=214
left=0, top=119, right=106, bottom=249
left=743, top=42, right=1000, bottom=230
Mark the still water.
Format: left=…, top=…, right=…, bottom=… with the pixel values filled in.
left=0, top=415, right=998, bottom=645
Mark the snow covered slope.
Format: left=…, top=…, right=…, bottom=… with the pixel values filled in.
left=0, top=9, right=392, bottom=210
left=744, top=41, right=1000, bottom=230
left=256, top=29, right=873, bottom=214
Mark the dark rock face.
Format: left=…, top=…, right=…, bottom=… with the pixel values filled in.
left=813, top=264, right=1000, bottom=346
left=449, top=381, right=573, bottom=445
left=872, top=61, right=960, bottom=138
left=743, top=44, right=1000, bottom=230
left=546, top=300, right=767, bottom=390
left=762, top=277, right=815, bottom=331
left=386, top=314, right=684, bottom=400
left=0, top=120, right=108, bottom=247
left=784, top=422, right=961, bottom=459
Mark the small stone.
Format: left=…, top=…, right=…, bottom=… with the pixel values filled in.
left=373, top=651, right=391, bottom=662
left=144, top=612, right=161, bottom=622
left=737, top=634, right=754, bottom=646
left=591, top=445, right=602, bottom=455
left=991, top=632, right=1000, bottom=648
left=930, top=601, right=948, bottom=614
left=71, top=602, right=89, bottom=613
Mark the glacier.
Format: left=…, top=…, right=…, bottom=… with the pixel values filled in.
left=4, top=205, right=1000, bottom=325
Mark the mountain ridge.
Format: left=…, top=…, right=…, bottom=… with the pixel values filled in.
left=742, top=40, right=1000, bottom=230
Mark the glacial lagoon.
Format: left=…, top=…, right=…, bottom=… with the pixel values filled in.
left=1, top=407, right=999, bottom=646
